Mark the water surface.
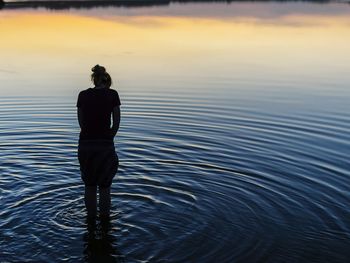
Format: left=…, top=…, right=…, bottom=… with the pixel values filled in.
left=1, top=2, right=350, bottom=262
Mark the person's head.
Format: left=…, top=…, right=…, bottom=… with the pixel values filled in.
left=91, top=64, right=112, bottom=88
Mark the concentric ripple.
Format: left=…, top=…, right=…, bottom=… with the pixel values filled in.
left=1, top=83, right=350, bottom=262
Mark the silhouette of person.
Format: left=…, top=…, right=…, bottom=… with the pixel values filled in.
left=77, top=64, right=121, bottom=221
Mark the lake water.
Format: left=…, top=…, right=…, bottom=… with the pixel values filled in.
left=1, top=2, right=350, bottom=262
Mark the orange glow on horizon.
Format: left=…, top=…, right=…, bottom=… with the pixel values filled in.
left=0, top=10, right=349, bottom=95
left=1, top=12, right=350, bottom=54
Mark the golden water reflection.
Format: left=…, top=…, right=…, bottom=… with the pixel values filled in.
left=0, top=6, right=349, bottom=95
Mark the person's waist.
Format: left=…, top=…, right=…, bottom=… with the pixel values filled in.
left=79, top=138, right=113, bottom=142
left=79, top=130, right=113, bottom=139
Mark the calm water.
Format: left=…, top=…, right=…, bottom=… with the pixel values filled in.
left=1, top=2, right=350, bottom=262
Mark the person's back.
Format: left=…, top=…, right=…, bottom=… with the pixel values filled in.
left=77, top=65, right=121, bottom=222
left=77, top=88, right=120, bottom=140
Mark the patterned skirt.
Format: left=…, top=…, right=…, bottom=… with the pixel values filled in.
left=78, top=139, right=119, bottom=188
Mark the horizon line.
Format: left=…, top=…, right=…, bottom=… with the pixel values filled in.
left=1, top=0, right=349, bottom=11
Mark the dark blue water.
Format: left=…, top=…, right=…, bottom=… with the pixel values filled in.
left=1, top=2, right=350, bottom=262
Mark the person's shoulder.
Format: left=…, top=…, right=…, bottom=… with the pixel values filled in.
left=77, top=88, right=92, bottom=107
left=109, top=89, right=120, bottom=99
left=109, top=89, right=121, bottom=106
left=79, top=88, right=92, bottom=94
left=79, top=88, right=93, bottom=96
left=108, top=89, right=119, bottom=95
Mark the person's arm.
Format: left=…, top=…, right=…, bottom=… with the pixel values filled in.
left=76, top=91, right=84, bottom=130
left=77, top=108, right=83, bottom=129
left=111, top=106, right=120, bottom=137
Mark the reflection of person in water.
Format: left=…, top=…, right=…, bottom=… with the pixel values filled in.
left=83, top=218, right=122, bottom=263
left=77, top=64, right=121, bottom=221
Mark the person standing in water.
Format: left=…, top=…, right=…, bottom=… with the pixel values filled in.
left=77, top=65, right=121, bottom=221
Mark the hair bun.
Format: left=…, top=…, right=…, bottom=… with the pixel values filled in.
left=92, top=64, right=106, bottom=74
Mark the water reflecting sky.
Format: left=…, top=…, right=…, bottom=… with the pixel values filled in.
left=0, top=2, right=349, bottom=98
